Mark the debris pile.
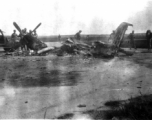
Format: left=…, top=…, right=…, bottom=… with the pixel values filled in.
left=37, top=39, right=115, bottom=58
left=56, top=39, right=92, bottom=56
left=90, top=41, right=116, bottom=58
left=2, top=22, right=134, bottom=58
left=37, top=22, right=134, bottom=58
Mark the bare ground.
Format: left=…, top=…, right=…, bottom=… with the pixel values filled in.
left=0, top=49, right=151, bottom=119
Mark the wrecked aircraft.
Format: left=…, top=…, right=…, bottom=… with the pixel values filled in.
left=38, top=22, right=134, bottom=57
left=13, top=22, right=47, bottom=53
left=1, top=22, right=134, bottom=57
left=91, top=22, right=134, bottom=57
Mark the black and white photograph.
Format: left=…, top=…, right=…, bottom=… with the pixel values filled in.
left=0, top=0, right=152, bottom=119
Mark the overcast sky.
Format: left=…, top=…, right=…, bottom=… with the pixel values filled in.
left=0, top=0, right=150, bottom=36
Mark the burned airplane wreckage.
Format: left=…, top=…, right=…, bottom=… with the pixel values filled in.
left=13, top=22, right=47, bottom=53
left=0, top=22, right=134, bottom=58
left=0, top=22, right=47, bottom=54
left=37, top=22, right=134, bottom=57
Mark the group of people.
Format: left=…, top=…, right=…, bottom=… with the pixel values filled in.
left=11, top=28, right=38, bottom=52
left=11, top=28, right=38, bottom=40
left=129, top=30, right=152, bottom=51
left=109, top=30, right=136, bottom=49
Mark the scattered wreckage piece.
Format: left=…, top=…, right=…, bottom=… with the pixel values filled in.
left=55, top=38, right=91, bottom=56
left=21, top=34, right=47, bottom=52
left=90, top=22, right=134, bottom=57
left=37, top=38, right=92, bottom=56
left=90, top=41, right=115, bottom=58
left=37, top=46, right=55, bottom=55
left=4, top=22, right=134, bottom=57
left=45, top=22, right=134, bottom=58
left=108, top=22, right=133, bottom=54
left=91, top=41, right=133, bottom=58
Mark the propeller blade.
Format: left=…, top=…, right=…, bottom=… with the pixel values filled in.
left=1, top=30, right=5, bottom=33
left=13, top=22, right=23, bottom=35
left=0, top=29, right=5, bottom=33
left=32, top=23, right=41, bottom=32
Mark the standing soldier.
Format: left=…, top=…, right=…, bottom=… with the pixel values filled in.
left=20, top=28, right=28, bottom=52
left=11, top=30, right=18, bottom=47
left=11, top=30, right=17, bottom=39
left=146, top=30, right=152, bottom=51
left=33, top=30, right=38, bottom=38
left=28, top=30, right=33, bottom=35
left=110, top=30, right=115, bottom=38
left=19, top=28, right=27, bottom=36
left=74, top=30, right=82, bottom=40
left=108, top=30, right=115, bottom=44
left=24, top=28, right=27, bottom=35
left=129, top=30, right=136, bottom=49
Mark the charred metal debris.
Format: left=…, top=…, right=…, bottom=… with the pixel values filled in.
left=1, top=22, right=134, bottom=58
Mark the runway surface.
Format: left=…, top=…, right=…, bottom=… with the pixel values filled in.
left=0, top=47, right=151, bottom=119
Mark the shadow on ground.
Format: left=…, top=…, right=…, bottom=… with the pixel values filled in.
left=6, top=55, right=114, bottom=88
left=8, top=70, right=83, bottom=87
left=56, top=94, right=152, bottom=120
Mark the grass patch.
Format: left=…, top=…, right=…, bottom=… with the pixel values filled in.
left=83, top=94, right=152, bottom=120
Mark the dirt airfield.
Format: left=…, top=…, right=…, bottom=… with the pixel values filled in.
left=0, top=47, right=151, bottom=119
